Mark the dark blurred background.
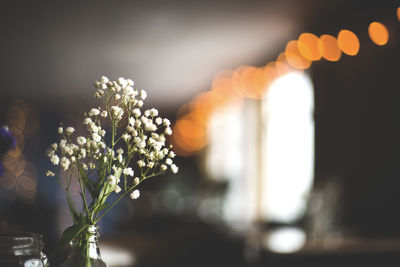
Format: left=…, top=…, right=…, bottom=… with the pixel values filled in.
left=1, top=0, right=400, bottom=266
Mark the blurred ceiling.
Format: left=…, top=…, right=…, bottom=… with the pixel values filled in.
left=0, top=0, right=309, bottom=109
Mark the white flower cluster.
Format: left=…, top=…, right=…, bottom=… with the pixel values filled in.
left=46, top=76, right=178, bottom=202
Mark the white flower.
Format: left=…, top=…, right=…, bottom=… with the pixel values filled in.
left=128, top=117, right=135, bottom=126
left=169, top=151, right=176, bottom=158
left=116, top=148, right=124, bottom=154
left=122, top=133, right=131, bottom=142
left=89, top=162, right=96, bottom=169
left=134, top=119, right=141, bottom=127
left=123, top=86, right=134, bottom=96
left=127, top=79, right=134, bottom=86
left=155, top=117, right=162, bottom=125
left=145, top=123, right=157, bottom=132
left=80, top=148, right=86, bottom=159
left=92, top=132, right=101, bottom=142
left=71, top=156, right=76, bottom=163
left=82, top=163, right=88, bottom=170
left=138, top=100, right=144, bottom=107
left=171, top=164, right=179, bottom=174
left=58, top=127, right=63, bottom=134
left=137, top=160, right=145, bottom=167
left=163, top=118, right=171, bottom=126
left=132, top=109, right=141, bottom=118
left=103, top=156, right=107, bottom=163
left=83, top=118, right=92, bottom=124
left=123, top=167, right=134, bottom=177
left=118, top=77, right=128, bottom=88
left=51, top=143, right=58, bottom=150
left=100, top=111, right=108, bottom=117
left=100, top=76, right=109, bottom=84
left=99, top=129, right=106, bottom=137
left=144, top=110, right=150, bottom=117
left=117, top=154, right=123, bottom=163
left=50, top=155, right=59, bottom=165
left=114, top=186, right=121, bottom=193
left=140, top=90, right=147, bottom=100
left=130, top=189, right=140, bottom=199
left=111, top=106, right=123, bottom=120
left=46, top=170, right=55, bottom=177
left=114, top=94, right=121, bottom=100
left=164, top=127, right=172, bottom=135
left=89, top=108, right=100, bottom=116
left=66, top=127, right=75, bottom=135
left=147, top=161, right=154, bottom=168
left=150, top=108, right=158, bottom=117
left=77, top=136, right=87, bottom=146
left=165, top=158, right=173, bottom=165
left=107, top=175, right=116, bottom=186
left=133, top=177, right=140, bottom=185
left=88, top=122, right=98, bottom=133
left=160, top=164, right=167, bottom=171
left=60, top=157, right=70, bottom=171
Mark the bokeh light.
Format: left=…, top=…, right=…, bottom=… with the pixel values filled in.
left=337, top=29, right=360, bottom=56
left=297, top=33, right=322, bottom=61
left=368, top=22, right=389, bottom=46
left=320, top=34, right=342, bottom=62
left=285, top=40, right=311, bottom=70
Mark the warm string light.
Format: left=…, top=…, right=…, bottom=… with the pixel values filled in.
left=0, top=99, right=40, bottom=204
left=171, top=9, right=393, bottom=156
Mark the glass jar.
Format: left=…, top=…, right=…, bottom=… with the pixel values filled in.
left=0, top=232, right=49, bottom=267
left=60, top=225, right=107, bottom=267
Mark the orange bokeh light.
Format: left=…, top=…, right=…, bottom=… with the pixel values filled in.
left=285, top=40, right=312, bottom=69
left=397, top=7, right=400, bottom=21
left=368, top=22, right=389, bottom=46
left=320, top=34, right=341, bottom=62
left=298, top=33, right=323, bottom=61
left=337, top=29, right=360, bottom=56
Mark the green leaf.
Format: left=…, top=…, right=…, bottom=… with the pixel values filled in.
left=50, top=223, right=88, bottom=259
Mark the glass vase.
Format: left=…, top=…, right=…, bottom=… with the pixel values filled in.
left=0, top=232, right=49, bottom=267
left=60, top=225, right=107, bottom=267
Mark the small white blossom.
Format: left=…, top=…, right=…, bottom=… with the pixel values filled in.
left=138, top=100, right=144, bottom=107
left=147, top=161, right=154, bottom=168
left=128, top=117, right=135, bottom=126
left=99, top=129, right=106, bottom=137
left=117, top=154, right=123, bottom=163
left=92, top=132, right=102, bottom=142
left=155, top=117, right=162, bottom=125
left=66, top=127, right=75, bottom=135
left=137, top=160, right=145, bottom=167
left=89, top=108, right=100, bottom=116
left=83, top=117, right=92, bottom=124
left=107, top=175, right=116, bottom=185
left=130, top=189, right=140, bottom=199
left=165, top=158, right=173, bottom=165
left=118, top=77, right=128, bottom=87
left=140, top=90, right=147, bottom=100
left=149, top=108, right=158, bottom=116
left=123, top=167, right=134, bottom=177
left=114, top=186, right=121, bottom=194
left=77, top=136, right=87, bottom=146
left=132, top=109, right=141, bottom=118
left=165, top=127, right=172, bottom=135
left=58, top=127, right=63, bottom=134
left=111, top=106, right=123, bottom=120
left=145, top=123, right=157, bottom=132
left=51, top=143, right=57, bottom=150
left=60, top=157, right=70, bottom=171
left=122, top=133, right=131, bottom=142
left=169, top=151, right=176, bottom=158
left=71, top=156, right=76, bottom=163
left=100, top=111, right=108, bottom=117
left=114, top=94, right=121, bottom=100
left=51, top=155, right=59, bottom=165
left=160, top=164, right=167, bottom=171
left=46, top=170, right=55, bottom=177
left=89, top=162, right=96, bottom=169
left=82, top=163, right=88, bottom=170
left=163, top=118, right=171, bottom=126
left=133, top=177, right=140, bottom=185
left=171, top=164, right=179, bottom=174
left=144, top=110, right=150, bottom=117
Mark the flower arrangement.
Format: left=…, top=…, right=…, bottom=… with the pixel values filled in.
left=0, top=126, right=16, bottom=176
left=46, top=76, right=178, bottom=265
